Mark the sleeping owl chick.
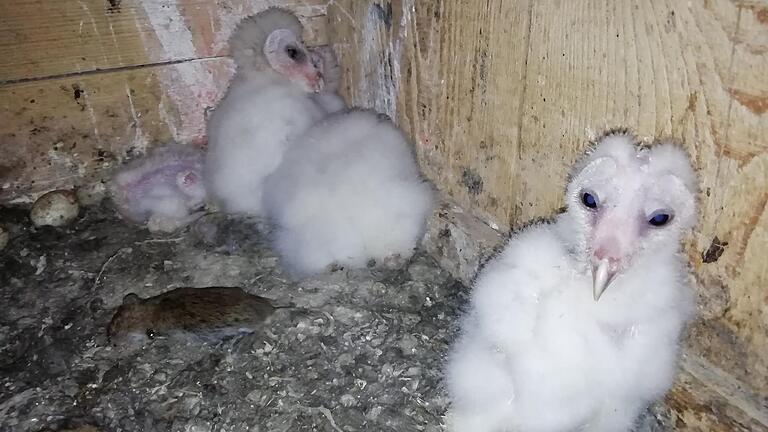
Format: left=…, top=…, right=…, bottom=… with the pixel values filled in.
left=109, top=144, right=206, bottom=232
left=263, top=109, right=435, bottom=277
left=446, top=130, right=698, bottom=432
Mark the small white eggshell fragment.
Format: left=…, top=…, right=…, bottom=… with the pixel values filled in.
left=0, top=225, right=8, bottom=251
left=30, top=190, right=80, bottom=227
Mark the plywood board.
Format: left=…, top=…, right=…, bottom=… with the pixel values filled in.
left=518, top=0, right=768, bottom=398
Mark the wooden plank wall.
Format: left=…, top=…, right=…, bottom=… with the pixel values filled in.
left=0, top=0, right=328, bottom=202
left=326, top=0, right=768, bottom=429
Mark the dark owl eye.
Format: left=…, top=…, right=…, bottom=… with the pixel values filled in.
left=648, top=211, right=673, bottom=227
left=285, top=46, right=300, bottom=60
left=581, top=191, right=598, bottom=209
left=146, top=328, right=155, bottom=339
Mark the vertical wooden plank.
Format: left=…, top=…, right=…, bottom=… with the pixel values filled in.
left=431, top=0, right=532, bottom=227
left=690, top=0, right=768, bottom=395
left=328, top=0, right=531, bottom=226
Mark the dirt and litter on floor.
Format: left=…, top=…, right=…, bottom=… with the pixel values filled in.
left=0, top=204, right=674, bottom=431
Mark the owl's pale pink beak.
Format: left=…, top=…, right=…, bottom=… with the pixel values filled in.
left=306, top=71, right=324, bottom=93
left=592, top=258, right=617, bottom=301
left=590, top=234, right=626, bottom=301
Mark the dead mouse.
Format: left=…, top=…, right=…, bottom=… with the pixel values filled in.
left=107, top=287, right=288, bottom=347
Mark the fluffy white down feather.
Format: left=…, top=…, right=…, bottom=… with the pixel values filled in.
left=205, top=78, right=324, bottom=215
left=263, top=109, right=435, bottom=276
left=205, top=9, right=325, bottom=216
left=446, top=132, right=697, bottom=432
left=109, top=144, right=206, bottom=225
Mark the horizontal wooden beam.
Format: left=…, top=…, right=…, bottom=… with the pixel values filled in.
left=0, top=0, right=328, bottom=83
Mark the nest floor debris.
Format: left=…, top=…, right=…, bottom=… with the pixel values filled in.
left=0, top=205, right=673, bottom=431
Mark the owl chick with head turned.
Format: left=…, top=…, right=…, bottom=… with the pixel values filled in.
left=446, top=130, right=698, bottom=432
left=205, top=7, right=326, bottom=216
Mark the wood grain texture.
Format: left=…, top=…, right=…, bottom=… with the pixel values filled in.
left=327, top=0, right=768, bottom=423
left=328, top=0, right=531, bottom=228
left=0, top=58, right=233, bottom=201
left=0, top=0, right=327, bottom=83
left=664, top=351, right=768, bottom=431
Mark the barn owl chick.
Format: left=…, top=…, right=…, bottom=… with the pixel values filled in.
left=109, top=144, right=206, bottom=232
left=446, top=130, right=698, bottom=432
left=205, top=7, right=326, bottom=216
left=263, top=109, right=435, bottom=277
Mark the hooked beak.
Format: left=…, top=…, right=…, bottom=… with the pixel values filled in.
left=591, top=258, right=617, bottom=301
left=295, top=70, right=324, bottom=93
left=309, top=73, right=324, bottom=93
